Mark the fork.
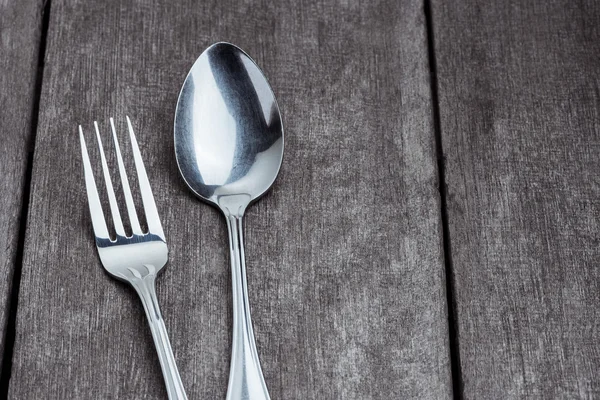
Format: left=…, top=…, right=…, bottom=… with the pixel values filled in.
left=79, top=116, right=188, bottom=400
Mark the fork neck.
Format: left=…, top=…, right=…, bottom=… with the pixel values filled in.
left=129, top=273, right=161, bottom=321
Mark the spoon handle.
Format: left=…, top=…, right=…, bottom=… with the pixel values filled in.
left=225, top=213, right=271, bottom=400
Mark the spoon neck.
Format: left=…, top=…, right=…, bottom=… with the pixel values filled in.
left=224, top=212, right=244, bottom=226
left=217, top=194, right=250, bottom=218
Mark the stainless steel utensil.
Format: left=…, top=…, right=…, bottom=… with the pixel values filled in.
left=174, top=42, right=284, bottom=400
left=79, top=117, right=188, bottom=400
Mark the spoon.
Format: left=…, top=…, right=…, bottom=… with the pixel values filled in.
left=174, top=42, right=283, bottom=400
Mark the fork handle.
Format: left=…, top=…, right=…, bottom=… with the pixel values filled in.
left=225, top=214, right=271, bottom=400
left=132, top=275, right=188, bottom=400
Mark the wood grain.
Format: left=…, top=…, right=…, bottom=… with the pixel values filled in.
left=0, top=0, right=44, bottom=373
left=9, top=0, right=451, bottom=398
left=432, top=0, right=600, bottom=398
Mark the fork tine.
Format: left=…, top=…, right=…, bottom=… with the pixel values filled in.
left=79, top=126, right=110, bottom=241
left=126, top=116, right=165, bottom=239
left=110, top=118, right=143, bottom=235
left=94, top=121, right=127, bottom=237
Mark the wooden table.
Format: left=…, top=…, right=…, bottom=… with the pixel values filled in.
left=1, top=0, right=598, bottom=398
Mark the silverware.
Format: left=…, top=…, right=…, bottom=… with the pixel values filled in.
left=174, top=42, right=284, bottom=400
left=79, top=117, right=188, bottom=400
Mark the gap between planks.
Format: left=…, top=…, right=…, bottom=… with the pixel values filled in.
left=423, top=0, right=464, bottom=398
left=0, top=0, right=53, bottom=396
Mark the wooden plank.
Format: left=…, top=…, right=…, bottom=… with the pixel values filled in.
left=10, top=0, right=452, bottom=398
left=432, top=0, right=600, bottom=398
left=0, top=0, right=44, bottom=373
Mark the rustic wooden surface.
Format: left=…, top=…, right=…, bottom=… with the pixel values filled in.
left=4, top=0, right=599, bottom=398
left=432, top=0, right=600, bottom=398
left=9, top=0, right=452, bottom=398
left=0, top=0, right=44, bottom=375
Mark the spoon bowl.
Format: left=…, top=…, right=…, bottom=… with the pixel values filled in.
left=174, top=42, right=283, bottom=400
left=175, top=42, right=284, bottom=213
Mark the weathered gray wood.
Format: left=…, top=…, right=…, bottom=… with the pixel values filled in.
left=10, top=0, right=452, bottom=398
left=432, top=0, right=600, bottom=398
left=0, top=0, right=44, bottom=372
